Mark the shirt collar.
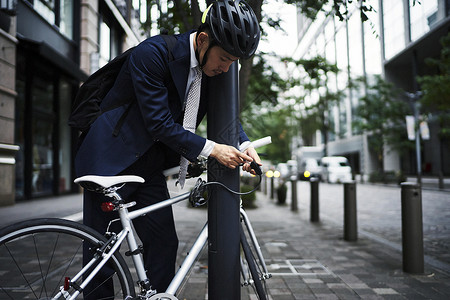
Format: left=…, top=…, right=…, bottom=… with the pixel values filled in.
left=189, top=32, right=199, bottom=69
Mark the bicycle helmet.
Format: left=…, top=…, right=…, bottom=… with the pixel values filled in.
left=201, top=0, right=260, bottom=59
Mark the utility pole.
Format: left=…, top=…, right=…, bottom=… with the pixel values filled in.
left=207, top=55, right=241, bottom=299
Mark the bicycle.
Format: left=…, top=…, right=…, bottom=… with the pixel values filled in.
left=0, top=137, right=272, bottom=300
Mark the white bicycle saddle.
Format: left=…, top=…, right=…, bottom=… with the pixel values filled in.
left=74, top=175, right=145, bottom=188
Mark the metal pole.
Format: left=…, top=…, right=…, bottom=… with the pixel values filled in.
left=310, top=178, right=319, bottom=222
left=413, top=101, right=422, bottom=185
left=400, top=182, right=424, bottom=274
left=291, top=177, right=298, bottom=211
left=207, top=61, right=240, bottom=299
left=343, top=181, right=357, bottom=241
left=263, top=175, right=267, bottom=194
left=270, top=176, right=274, bottom=199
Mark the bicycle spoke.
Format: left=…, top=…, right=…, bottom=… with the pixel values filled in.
left=51, top=236, right=84, bottom=297
left=4, top=242, right=39, bottom=299
left=0, top=219, right=135, bottom=299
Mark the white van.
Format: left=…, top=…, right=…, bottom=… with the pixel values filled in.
left=320, top=156, right=352, bottom=183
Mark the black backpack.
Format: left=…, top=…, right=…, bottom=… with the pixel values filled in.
left=68, top=34, right=177, bottom=135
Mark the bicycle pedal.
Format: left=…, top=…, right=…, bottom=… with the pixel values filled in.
left=125, top=245, right=144, bottom=256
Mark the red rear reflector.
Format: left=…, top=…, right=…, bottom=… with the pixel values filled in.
left=64, top=277, right=70, bottom=290
left=101, top=202, right=115, bottom=212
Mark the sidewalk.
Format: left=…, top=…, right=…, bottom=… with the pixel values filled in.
left=171, top=180, right=450, bottom=299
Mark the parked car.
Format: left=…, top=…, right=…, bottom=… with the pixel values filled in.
left=298, top=158, right=322, bottom=181
left=276, top=163, right=290, bottom=179
left=320, top=156, right=352, bottom=183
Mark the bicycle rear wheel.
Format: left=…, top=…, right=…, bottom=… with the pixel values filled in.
left=239, top=223, right=269, bottom=300
left=0, top=218, right=135, bottom=299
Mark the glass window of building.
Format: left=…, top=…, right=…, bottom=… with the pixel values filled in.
left=26, top=0, right=74, bottom=39
left=335, top=22, right=348, bottom=91
left=33, top=0, right=56, bottom=24
left=59, top=0, right=74, bottom=39
left=324, top=19, right=336, bottom=64
left=99, top=20, right=111, bottom=68
left=409, top=0, right=438, bottom=42
left=15, top=52, right=77, bottom=199
left=348, top=10, right=364, bottom=78
left=363, top=0, right=382, bottom=77
left=383, top=0, right=405, bottom=60
left=59, top=79, right=73, bottom=193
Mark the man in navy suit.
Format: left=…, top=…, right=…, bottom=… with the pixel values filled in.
left=75, top=0, right=261, bottom=297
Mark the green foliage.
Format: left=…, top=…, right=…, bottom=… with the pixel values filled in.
left=352, top=75, right=413, bottom=171
left=276, top=182, right=287, bottom=205
left=137, top=1, right=383, bottom=165
left=283, top=55, right=342, bottom=145
left=285, top=0, right=376, bottom=22
left=368, top=170, right=406, bottom=185
left=240, top=184, right=257, bottom=209
left=417, top=32, right=450, bottom=138
left=241, top=107, right=293, bottom=164
left=242, top=55, right=285, bottom=110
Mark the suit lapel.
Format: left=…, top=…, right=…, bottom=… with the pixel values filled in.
left=168, top=32, right=192, bottom=105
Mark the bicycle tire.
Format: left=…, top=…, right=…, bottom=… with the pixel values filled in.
left=239, top=223, right=268, bottom=300
left=0, top=218, right=135, bottom=299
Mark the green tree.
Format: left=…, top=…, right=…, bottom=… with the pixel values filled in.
left=283, top=56, right=342, bottom=153
left=139, top=0, right=381, bottom=163
left=417, top=32, right=450, bottom=139
left=352, top=75, right=413, bottom=172
left=241, top=106, right=293, bottom=164
left=416, top=32, right=450, bottom=182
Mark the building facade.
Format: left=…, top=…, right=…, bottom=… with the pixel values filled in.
left=293, top=0, right=450, bottom=180
left=0, top=0, right=148, bottom=206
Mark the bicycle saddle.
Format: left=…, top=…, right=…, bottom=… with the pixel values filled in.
left=74, top=175, right=145, bottom=190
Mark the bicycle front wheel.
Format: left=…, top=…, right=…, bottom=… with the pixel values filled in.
left=0, top=218, right=135, bottom=299
left=239, top=223, right=269, bottom=300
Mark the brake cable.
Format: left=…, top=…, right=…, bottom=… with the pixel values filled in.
left=189, top=161, right=262, bottom=207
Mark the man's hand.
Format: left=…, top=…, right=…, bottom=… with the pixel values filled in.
left=242, top=146, right=262, bottom=175
left=210, top=143, right=253, bottom=169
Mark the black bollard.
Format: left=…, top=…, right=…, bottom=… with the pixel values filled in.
left=344, top=181, right=357, bottom=241
left=270, top=176, right=274, bottom=199
left=291, top=177, right=298, bottom=211
left=310, top=178, right=319, bottom=222
left=263, top=175, right=267, bottom=195
left=401, top=182, right=424, bottom=274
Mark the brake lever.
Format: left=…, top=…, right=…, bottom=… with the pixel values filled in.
left=250, top=161, right=262, bottom=175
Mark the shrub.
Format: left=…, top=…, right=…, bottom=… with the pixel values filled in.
left=276, top=183, right=287, bottom=205
left=241, top=184, right=257, bottom=209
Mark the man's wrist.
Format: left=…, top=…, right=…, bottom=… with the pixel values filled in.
left=200, top=139, right=216, bottom=158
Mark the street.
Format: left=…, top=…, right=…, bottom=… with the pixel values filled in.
left=288, top=181, right=450, bottom=270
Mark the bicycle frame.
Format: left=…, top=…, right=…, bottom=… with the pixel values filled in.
left=76, top=189, right=268, bottom=299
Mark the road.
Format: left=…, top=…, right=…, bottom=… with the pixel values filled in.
left=284, top=180, right=450, bottom=271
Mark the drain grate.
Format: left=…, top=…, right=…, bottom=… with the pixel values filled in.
left=267, top=259, right=334, bottom=276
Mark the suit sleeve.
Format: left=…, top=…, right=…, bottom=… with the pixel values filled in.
left=239, top=123, right=250, bottom=144
left=129, top=38, right=205, bottom=162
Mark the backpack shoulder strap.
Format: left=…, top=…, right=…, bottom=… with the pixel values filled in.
left=112, top=35, right=177, bottom=137
left=161, top=34, right=177, bottom=62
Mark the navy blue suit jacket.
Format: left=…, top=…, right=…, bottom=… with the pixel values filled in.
left=75, top=32, right=249, bottom=177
